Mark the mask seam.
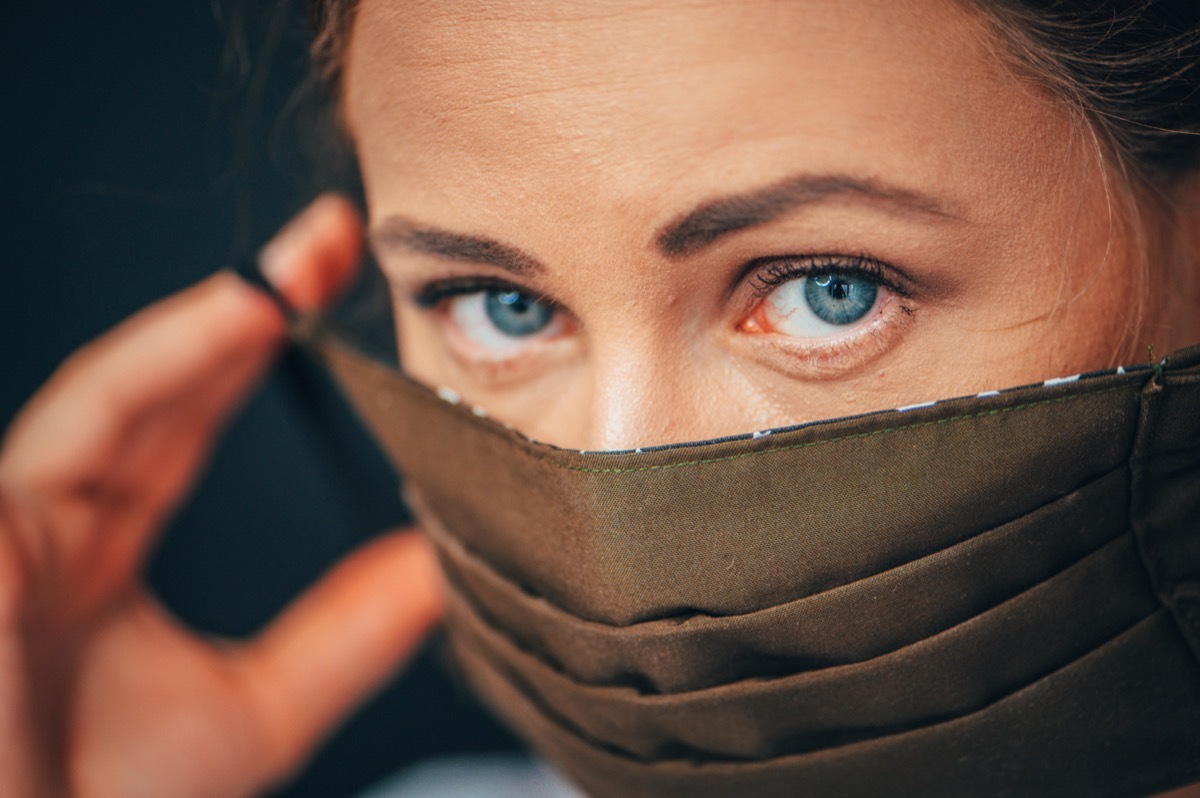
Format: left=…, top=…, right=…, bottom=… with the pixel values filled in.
left=315, top=336, right=1143, bottom=468
left=1127, top=375, right=1200, bottom=670
left=527, top=385, right=1131, bottom=475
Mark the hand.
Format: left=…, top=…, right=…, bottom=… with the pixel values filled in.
left=0, top=196, right=444, bottom=798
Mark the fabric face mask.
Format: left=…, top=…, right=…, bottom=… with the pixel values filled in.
left=297, top=314, right=1200, bottom=797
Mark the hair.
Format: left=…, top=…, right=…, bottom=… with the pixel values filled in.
left=309, top=0, right=359, bottom=108
left=971, top=1, right=1200, bottom=186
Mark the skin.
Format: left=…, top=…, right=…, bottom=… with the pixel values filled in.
left=346, top=0, right=1199, bottom=450
left=0, top=199, right=444, bottom=798
left=1, top=1, right=1198, bottom=796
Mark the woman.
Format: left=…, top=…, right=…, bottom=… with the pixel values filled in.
left=2, top=0, right=1199, bottom=795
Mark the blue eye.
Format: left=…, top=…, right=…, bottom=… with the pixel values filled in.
left=804, top=274, right=878, bottom=325
left=485, top=290, right=555, bottom=336
left=445, top=287, right=566, bottom=356
left=752, top=267, right=884, bottom=339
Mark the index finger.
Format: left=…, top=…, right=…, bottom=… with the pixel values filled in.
left=0, top=195, right=362, bottom=517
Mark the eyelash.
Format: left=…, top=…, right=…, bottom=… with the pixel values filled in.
left=406, top=251, right=917, bottom=373
left=745, top=253, right=911, bottom=300
left=412, top=276, right=559, bottom=310
left=412, top=254, right=907, bottom=310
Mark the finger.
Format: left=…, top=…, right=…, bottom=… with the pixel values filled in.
left=259, top=193, right=362, bottom=313
left=0, top=273, right=287, bottom=607
left=0, top=195, right=362, bottom=505
left=231, top=531, right=445, bottom=788
left=0, top=272, right=279, bottom=507
left=0, top=197, right=363, bottom=595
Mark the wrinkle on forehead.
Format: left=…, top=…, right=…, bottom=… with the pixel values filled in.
left=348, top=0, right=1004, bottom=184
left=343, top=0, right=953, bottom=141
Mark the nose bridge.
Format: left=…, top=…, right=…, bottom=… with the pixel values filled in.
left=580, top=335, right=695, bottom=451
left=557, top=243, right=727, bottom=450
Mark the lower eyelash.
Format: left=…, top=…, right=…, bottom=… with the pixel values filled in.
left=746, top=293, right=917, bottom=378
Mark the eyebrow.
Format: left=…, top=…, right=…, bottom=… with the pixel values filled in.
left=656, top=173, right=961, bottom=257
left=371, top=218, right=544, bottom=276
left=370, top=173, right=960, bottom=273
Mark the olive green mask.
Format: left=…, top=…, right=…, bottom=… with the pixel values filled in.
left=300, top=316, right=1200, bottom=797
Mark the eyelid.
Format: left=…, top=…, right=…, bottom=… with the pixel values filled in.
left=745, top=253, right=913, bottom=300
left=411, top=275, right=556, bottom=310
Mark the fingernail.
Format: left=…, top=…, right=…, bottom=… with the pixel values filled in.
left=252, top=194, right=359, bottom=314
left=258, top=222, right=307, bottom=291
left=259, top=198, right=330, bottom=290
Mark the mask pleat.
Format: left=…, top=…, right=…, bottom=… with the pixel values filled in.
left=426, top=464, right=1130, bottom=692
left=423, top=381, right=1138, bottom=626
left=455, top=609, right=1200, bottom=797
left=447, top=531, right=1157, bottom=761
left=302, top=329, right=1200, bottom=797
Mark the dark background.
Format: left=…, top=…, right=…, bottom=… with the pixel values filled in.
left=2, top=2, right=520, bottom=796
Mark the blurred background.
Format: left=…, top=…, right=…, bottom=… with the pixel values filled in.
left=2, top=2, right=521, bottom=795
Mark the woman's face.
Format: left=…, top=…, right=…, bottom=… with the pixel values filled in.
left=342, top=0, right=1185, bottom=450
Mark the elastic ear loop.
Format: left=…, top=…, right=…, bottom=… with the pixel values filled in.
left=232, top=253, right=300, bottom=325
left=229, top=253, right=410, bottom=531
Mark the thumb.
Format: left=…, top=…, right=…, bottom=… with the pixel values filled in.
left=229, top=530, right=444, bottom=789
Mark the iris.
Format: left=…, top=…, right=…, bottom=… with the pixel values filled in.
left=484, top=290, right=555, bottom=336
left=803, top=274, right=878, bottom=325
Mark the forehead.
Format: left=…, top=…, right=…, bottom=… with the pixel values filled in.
left=343, top=0, right=1069, bottom=232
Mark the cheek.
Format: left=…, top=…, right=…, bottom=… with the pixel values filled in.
left=945, top=157, right=1148, bottom=374
left=956, top=258, right=1143, bottom=384
left=394, top=303, right=589, bottom=442
left=1058, top=253, right=1146, bottom=365
left=1029, top=194, right=1147, bottom=368
left=395, top=307, right=447, bottom=387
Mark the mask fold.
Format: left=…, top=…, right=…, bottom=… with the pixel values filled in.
left=424, top=464, right=1131, bottom=692
left=299, top=327, right=1200, bottom=797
